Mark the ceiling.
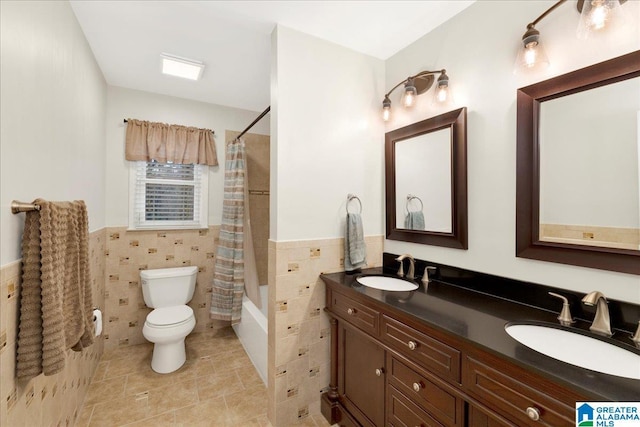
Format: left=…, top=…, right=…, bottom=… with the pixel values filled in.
left=70, top=1, right=475, bottom=112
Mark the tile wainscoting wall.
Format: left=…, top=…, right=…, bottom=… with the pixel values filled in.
left=539, top=223, right=640, bottom=250
left=1, top=226, right=382, bottom=426
left=268, top=235, right=384, bottom=426
left=0, top=229, right=106, bottom=426
left=103, top=226, right=221, bottom=350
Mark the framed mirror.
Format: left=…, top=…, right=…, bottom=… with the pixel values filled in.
left=385, top=107, right=467, bottom=249
left=516, top=50, right=640, bottom=275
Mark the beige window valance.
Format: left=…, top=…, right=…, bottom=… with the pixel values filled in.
left=125, top=118, right=218, bottom=166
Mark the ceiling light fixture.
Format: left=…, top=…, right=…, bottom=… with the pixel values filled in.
left=382, top=69, right=452, bottom=122
left=515, top=0, right=629, bottom=73
left=161, top=53, right=205, bottom=81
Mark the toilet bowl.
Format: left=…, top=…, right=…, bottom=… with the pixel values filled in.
left=139, top=266, right=198, bottom=374
left=143, top=305, right=196, bottom=374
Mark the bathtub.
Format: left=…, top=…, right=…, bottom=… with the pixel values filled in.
left=232, top=285, right=267, bottom=385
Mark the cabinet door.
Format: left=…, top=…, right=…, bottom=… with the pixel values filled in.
left=466, top=402, right=515, bottom=427
left=339, top=324, right=386, bottom=427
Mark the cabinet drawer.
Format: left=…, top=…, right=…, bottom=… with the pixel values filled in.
left=382, top=315, right=461, bottom=383
left=467, top=402, right=515, bottom=427
left=331, top=291, right=379, bottom=335
left=388, top=385, right=446, bottom=427
left=464, top=355, right=576, bottom=427
left=388, top=355, right=462, bottom=427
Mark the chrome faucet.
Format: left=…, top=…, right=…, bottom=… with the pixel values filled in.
left=582, top=291, right=612, bottom=337
left=395, top=254, right=415, bottom=280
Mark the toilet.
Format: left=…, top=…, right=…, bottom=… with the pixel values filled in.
left=140, top=266, right=198, bottom=374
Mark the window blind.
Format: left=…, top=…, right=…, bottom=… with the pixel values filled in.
left=131, top=161, right=207, bottom=229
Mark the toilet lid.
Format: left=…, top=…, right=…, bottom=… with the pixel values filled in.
left=147, top=305, right=193, bottom=327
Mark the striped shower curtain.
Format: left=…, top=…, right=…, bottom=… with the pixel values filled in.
left=210, top=138, right=246, bottom=324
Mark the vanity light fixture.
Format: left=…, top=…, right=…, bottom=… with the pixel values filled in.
left=161, top=53, right=205, bottom=81
left=382, top=69, right=451, bottom=122
left=516, top=0, right=629, bottom=73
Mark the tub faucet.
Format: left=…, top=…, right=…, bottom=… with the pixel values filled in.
left=395, top=254, right=415, bottom=280
left=582, top=291, right=612, bottom=337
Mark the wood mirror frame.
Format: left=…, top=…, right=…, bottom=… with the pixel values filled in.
left=516, top=50, right=640, bottom=275
left=385, top=107, right=468, bottom=249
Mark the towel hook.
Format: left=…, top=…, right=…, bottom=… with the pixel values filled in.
left=405, top=194, right=424, bottom=214
left=346, top=194, right=362, bottom=214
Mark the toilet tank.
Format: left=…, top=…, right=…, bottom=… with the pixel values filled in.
left=140, top=266, right=198, bottom=308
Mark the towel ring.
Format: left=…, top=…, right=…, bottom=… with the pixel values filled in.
left=406, top=194, right=424, bottom=214
left=346, top=194, right=362, bottom=214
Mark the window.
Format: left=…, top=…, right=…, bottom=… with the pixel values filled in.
left=129, top=161, right=208, bottom=230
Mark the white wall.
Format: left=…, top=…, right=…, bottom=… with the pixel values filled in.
left=384, top=0, right=640, bottom=302
left=105, top=86, right=270, bottom=227
left=0, top=0, right=107, bottom=265
left=271, top=25, right=385, bottom=241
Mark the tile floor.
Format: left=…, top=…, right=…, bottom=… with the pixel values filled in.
left=77, top=328, right=331, bottom=427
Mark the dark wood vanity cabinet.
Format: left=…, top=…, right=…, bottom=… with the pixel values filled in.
left=322, top=283, right=587, bottom=427
left=339, top=324, right=386, bottom=427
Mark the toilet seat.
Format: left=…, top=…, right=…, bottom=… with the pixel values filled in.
left=146, top=305, right=194, bottom=328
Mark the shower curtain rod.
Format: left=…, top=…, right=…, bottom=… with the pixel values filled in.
left=237, top=106, right=270, bottom=139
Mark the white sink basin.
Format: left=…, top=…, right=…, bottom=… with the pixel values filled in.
left=356, top=275, right=418, bottom=291
left=505, top=323, right=640, bottom=380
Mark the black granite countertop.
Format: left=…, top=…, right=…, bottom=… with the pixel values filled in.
left=321, top=267, right=640, bottom=402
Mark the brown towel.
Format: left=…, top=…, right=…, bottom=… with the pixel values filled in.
left=16, top=199, right=94, bottom=380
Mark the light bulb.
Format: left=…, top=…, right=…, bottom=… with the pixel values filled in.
left=403, top=92, right=415, bottom=108
left=382, top=96, right=391, bottom=122
left=590, top=2, right=608, bottom=29
left=524, top=42, right=540, bottom=68
left=402, top=78, right=418, bottom=108
left=435, top=85, right=449, bottom=103
left=577, top=0, right=627, bottom=39
left=382, top=106, right=391, bottom=121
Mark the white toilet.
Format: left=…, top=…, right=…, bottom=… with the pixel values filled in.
left=140, top=266, right=198, bottom=374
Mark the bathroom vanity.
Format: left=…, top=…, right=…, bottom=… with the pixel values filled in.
left=320, top=258, right=640, bottom=427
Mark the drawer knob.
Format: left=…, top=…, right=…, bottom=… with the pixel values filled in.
left=347, top=308, right=355, bottom=315
left=408, top=340, right=417, bottom=350
left=375, top=368, right=384, bottom=377
left=526, top=406, right=540, bottom=421
left=412, top=382, right=422, bottom=392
